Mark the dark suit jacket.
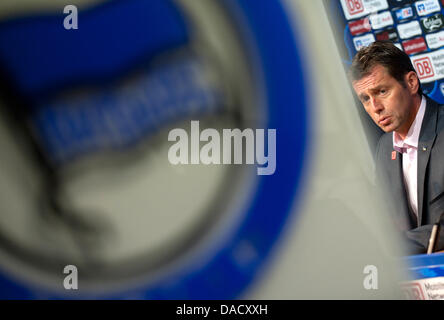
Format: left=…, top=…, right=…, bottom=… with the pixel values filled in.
left=375, top=96, right=444, bottom=254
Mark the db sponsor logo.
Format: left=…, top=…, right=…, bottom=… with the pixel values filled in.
left=413, top=57, right=435, bottom=79
left=401, top=283, right=426, bottom=300
left=345, top=0, right=365, bottom=15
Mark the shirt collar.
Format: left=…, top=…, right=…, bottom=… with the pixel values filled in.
left=393, top=95, right=426, bottom=152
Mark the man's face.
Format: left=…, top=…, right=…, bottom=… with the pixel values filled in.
left=352, top=64, right=419, bottom=137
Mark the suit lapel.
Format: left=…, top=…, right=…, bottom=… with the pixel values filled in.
left=417, top=97, right=438, bottom=226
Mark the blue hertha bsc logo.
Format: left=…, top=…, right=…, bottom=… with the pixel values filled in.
left=0, top=0, right=308, bottom=299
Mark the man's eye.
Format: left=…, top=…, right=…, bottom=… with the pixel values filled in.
left=380, top=89, right=387, bottom=94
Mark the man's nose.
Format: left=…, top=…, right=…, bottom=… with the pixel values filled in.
left=370, top=96, right=383, bottom=113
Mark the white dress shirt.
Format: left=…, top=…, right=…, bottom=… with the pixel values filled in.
left=392, top=95, right=426, bottom=218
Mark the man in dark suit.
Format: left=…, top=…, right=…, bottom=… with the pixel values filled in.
left=350, top=41, right=444, bottom=254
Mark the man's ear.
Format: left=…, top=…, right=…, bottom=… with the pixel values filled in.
left=405, top=71, right=420, bottom=95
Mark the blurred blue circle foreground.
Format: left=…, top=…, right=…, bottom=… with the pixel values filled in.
left=0, top=0, right=309, bottom=299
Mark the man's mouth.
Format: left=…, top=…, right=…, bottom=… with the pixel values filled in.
left=378, top=116, right=391, bottom=126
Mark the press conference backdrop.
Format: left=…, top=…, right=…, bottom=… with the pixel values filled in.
left=328, top=0, right=444, bottom=154
left=0, top=0, right=410, bottom=299
left=333, top=0, right=444, bottom=104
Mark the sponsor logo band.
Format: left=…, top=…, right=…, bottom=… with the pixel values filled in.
left=410, top=49, right=444, bottom=82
